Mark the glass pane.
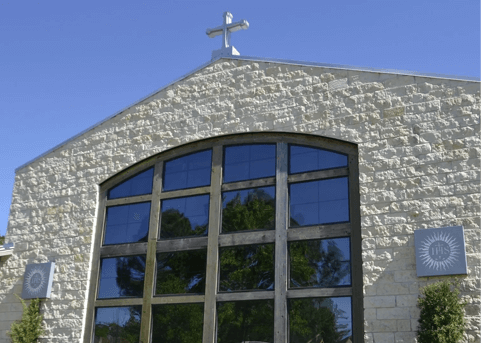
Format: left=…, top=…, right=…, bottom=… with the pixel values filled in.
left=152, top=303, right=204, bottom=342
left=94, top=306, right=142, bottom=343
left=222, top=186, right=275, bottom=233
left=289, top=297, right=352, bottom=343
left=108, top=168, right=154, bottom=199
left=290, top=177, right=349, bottom=227
left=219, top=244, right=274, bottom=292
left=98, top=255, right=146, bottom=299
left=289, top=238, right=351, bottom=288
left=224, top=144, right=276, bottom=183
left=160, top=195, right=209, bottom=239
left=163, top=150, right=212, bottom=191
left=217, top=300, right=274, bottom=343
left=289, top=145, right=348, bottom=174
left=156, top=249, right=207, bottom=295
left=104, top=202, right=150, bottom=245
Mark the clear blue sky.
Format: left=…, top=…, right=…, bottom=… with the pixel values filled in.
left=0, top=0, right=479, bottom=237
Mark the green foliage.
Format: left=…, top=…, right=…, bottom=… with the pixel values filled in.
left=289, top=298, right=350, bottom=343
left=417, top=280, right=466, bottom=343
left=8, top=296, right=44, bottom=343
left=152, top=303, right=204, bottom=342
left=222, top=189, right=275, bottom=232
left=0, top=235, right=5, bottom=245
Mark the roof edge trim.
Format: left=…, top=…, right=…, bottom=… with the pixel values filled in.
left=228, top=55, right=480, bottom=82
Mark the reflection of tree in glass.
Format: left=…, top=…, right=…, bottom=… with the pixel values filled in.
left=217, top=300, right=274, bottom=343
left=222, top=188, right=275, bottom=232
left=220, top=244, right=274, bottom=291
left=94, top=257, right=146, bottom=341
left=115, top=256, right=146, bottom=297
left=156, top=250, right=207, bottom=294
left=289, top=298, right=351, bottom=343
left=152, top=303, right=204, bottom=343
left=161, top=209, right=208, bottom=238
left=94, top=306, right=142, bottom=343
left=290, top=240, right=350, bottom=288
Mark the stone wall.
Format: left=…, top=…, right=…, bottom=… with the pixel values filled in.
left=1, top=58, right=479, bottom=342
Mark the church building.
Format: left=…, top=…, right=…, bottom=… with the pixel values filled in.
left=0, top=12, right=479, bottom=343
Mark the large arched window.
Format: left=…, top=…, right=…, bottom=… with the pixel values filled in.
left=84, top=133, right=363, bottom=343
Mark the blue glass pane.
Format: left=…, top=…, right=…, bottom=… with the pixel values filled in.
left=156, top=249, right=207, bottom=295
left=104, top=202, right=150, bottom=245
left=160, top=195, right=209, bottom=238
left=163, top=150, right=212, bottom=191
left=290, top=145, right=348, bottom=174
left=152, top=303, right=204, bottom=342
left=219, top=244, right=274, bottom=292
left=108, top=168, right=154, bottom=199
left=94, top=306, right=142, bottom=342
left=289, top=297, right=352, bottom=343
left=217, top=300, right=274, bottom=343
left=222, top=186, right=275, bottom=233
left=289, top=238, right=351, bottom=288
left=224, top=144, right=276, bottom=183
left=98, top=255, right=146, bottom=299
left=290, top=177, right=349, bottom=227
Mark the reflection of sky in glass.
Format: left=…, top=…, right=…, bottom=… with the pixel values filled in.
left=95, top=306, right=141, bottom=327
left=290, top=177, right=349, bottom=226
left=98, top=256, right=145, bottom=298
left=104, top=202, right=151, bottom=245
left=108, top=168, right=154, bottom=199
left=163, top=150, right=212, bottom=191
left=331, top=297, right=352, bottom=338
left=290, top=145, right=347, bottom=174
left=224, top=144, right=276, bottom=183
left=161, top=194, right=209, bottom=229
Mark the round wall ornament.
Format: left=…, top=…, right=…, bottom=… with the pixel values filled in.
left=21, top=262, right=55, bottom=299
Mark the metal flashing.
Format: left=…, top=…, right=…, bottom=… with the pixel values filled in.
left=0, top=243, right=14, bottom=261
left=15, top=55, right=479, bottom=172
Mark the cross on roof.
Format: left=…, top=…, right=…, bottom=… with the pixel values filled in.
left=206, top=12, right=249, bottom=60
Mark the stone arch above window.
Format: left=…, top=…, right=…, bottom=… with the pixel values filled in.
left=84, top=133, right=363, bottom=343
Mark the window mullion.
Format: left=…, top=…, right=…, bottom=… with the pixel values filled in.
left=202, top=145, right=223, bottom=343
left=140, top=161, right=163, bottom=343
left=83, top=192, right=107, bottom=343
left=348, top=153, right=364, bottom=343
left=274, top=142, right=288, bottom=342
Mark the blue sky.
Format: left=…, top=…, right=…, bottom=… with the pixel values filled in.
left=0, top=0, right=479, bottom=237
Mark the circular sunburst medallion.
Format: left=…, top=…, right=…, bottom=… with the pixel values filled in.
left=24, top=267, right=48, bottom=296
left=419, top=231, right=460, bottom=271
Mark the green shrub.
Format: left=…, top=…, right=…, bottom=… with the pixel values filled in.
left=0, top=235, right=5, bottom=245
left=417, top=279, right=466, bottom=343
left=8, top=296, right=44, bottom=343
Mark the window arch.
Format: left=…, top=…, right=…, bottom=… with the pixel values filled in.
left=84, top=133, right=363, bottom=343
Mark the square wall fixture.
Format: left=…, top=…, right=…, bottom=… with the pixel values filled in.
left=21, top=262, right=55, bottom=299
left=414, top=226, right=467, bottom=277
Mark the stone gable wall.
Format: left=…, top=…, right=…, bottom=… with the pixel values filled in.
left=1, top=59, right=479, bottom=342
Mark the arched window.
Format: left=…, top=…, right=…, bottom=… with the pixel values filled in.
left=84, top=133, right=363, bottom=343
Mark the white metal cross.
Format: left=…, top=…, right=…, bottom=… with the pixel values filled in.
left=206, top=12, right=249, bottom=60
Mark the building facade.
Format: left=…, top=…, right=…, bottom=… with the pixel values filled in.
left=0, top=56, right=479, bottom=342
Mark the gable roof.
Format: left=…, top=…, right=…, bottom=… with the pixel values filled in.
left=15, top=55, right=480, bottom=172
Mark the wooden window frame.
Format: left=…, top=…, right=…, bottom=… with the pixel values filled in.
left=83, top=132, right=363, bottom=343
